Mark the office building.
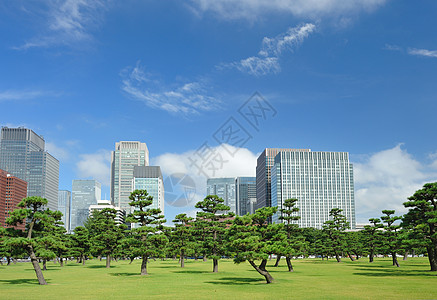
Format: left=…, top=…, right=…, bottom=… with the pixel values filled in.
left=206, top=177, right=237, bottom=213
left=111, top=141, right=149, bottom=214
left=256, top=148, right=311, bottom=211
left=58, top=190, right=71, bottom=232
left=271, top=150, right=355, bottom=229
left=70, top=179, right=101, bottom=231
left=133, top=166, right=164, bottom=214
left=0, top=127, right=59, bottom=210
left=235, top=177, right=256, bottom=216
left=0, top=169, right=27, bottom=230
left=89, top=200, right=126, bottom=225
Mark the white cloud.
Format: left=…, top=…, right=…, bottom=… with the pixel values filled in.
left=189, top=0, right=387, bottom=21
left=45, top=142, right=70, bottom=161
left=0, top=90, right=59, bottom=101
left=152, top=144, right=258, bottom=208
left=14, top=0, right=109, bottom=50
left=353, top=144, right=437, bottom=223
left=407, top=48, right=437, bottom=58
left=224, top=23, right=316, bottom=76
left=121, top=62, right=221, bottom=114
left=384, top=45, right=437, bottom=58
left=76, top=149, right=111, bottom=186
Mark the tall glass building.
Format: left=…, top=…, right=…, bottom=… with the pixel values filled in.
left=256, top=148, right=311, bottom=211
left=58, top=190, right=71, bottom=233
left=271, top=150, right=355, bottom=229
left=70, top=180, right=101, bottom=231
left=111, top=141, right=149, bottom=214
left=133, top=166, right=164, bottom=214
left=206, top=177, right=237, bottom=213
left=0, top=127, right=59, bottom=210
left=235, top=177, right=256, bottom=216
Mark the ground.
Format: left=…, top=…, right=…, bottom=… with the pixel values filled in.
left=0, top=257, right=436, bottom=299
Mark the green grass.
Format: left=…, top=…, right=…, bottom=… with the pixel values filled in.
left=0, top=257, right=436, bottom=299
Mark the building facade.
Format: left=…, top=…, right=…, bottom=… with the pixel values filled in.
left=206, top=177, right=237, bottom=213
left=235, top=177, right=256, bottom=216
left=0, top=127, right=59, bottom=210
left=58, top=190, right=71, bottom=233
left=133, top=166, right=164, bottom=214
left=271, top=150, right=355, bottom=229
left=89, top=200, right=126, bottom=225
left=111, top=141, right=149, bottom=214
left=256, top=148, right=311, bottom=211
left=70, top=180, right=101, bottom=231
left=0, top=169, right=27, bottom=230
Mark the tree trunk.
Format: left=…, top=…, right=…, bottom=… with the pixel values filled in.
left=347, top=251, right=356, bottom=261
left=213, top=258, right=218, bottom=273
left=60, top=257, right=64, bottom=267
left=369, top=249, right=374, bottom=263
left=391, top=252, right=400, bottom=267
left=82, top=256, right=86, bottom=266
left=7, top=257, right=11, bottom=265
left=259, top=259, right=267, bottom=271
left=141, top=256, right=148, bottom=275
left=274, top=256, right=281, bottom=267
left=106, top=255, right=111, bottom=268
left=129, top=257, right=134, bottom=264
left=403, top=251, right=408, bottom=261
left=286, top=256, right=294, bottom=272
left=181, top=250, right=185, bottom=268
left=203, top=255, right=207, bottom=262
left=43, top=259, right=47, bottom=271
left=30, top=252, right=47, bottom=285
left=335, top=252, right=341, bottom=263
left=426, top=246, right=437, bottom=271
left=248, top=260, right=274, bottom=284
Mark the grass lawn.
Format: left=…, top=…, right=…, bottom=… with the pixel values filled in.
left=0, top=257, right=436, bottom=299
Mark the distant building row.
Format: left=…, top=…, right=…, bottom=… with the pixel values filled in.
left=207, top=148, right=355, bottom=229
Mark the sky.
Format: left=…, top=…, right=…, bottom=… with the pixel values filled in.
left=1, top=0, right=437, bottom=224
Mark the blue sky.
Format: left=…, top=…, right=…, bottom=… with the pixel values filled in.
left=1, top=0, right=437, bottom=224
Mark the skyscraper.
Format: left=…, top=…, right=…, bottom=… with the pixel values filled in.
left=133, top=166, right=164, bottom=214
left=58, top=190, right=71, bottom=233
left=235, top=177, right=256, bottom=216
left=70, top=180, right=101, bottom=231
left=206, top=177, right=236, bottom=213
left=0, top=169, right=27, bottom=230
left=111, top=141, right=149, bottom=214
left=271, top=150, right=355, bottom=229
left=0, top=127, right=59, bottom=210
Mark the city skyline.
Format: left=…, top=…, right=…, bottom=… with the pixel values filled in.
left=1, top=1, right=437, bottom=224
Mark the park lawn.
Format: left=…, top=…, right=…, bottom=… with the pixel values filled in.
left=0, top=257, right=436, bottom=299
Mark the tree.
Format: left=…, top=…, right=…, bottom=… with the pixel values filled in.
left=86, top=208, right=126, bottom=268
left=126, top=189, right=167, bottom=275
left=403, top=182, right=437, bottom=271
left=362, top=218, right=383, bottom=263
left=195, top=195, right=234, bottom=273
left=380, top=210, right=402, bottom=267
left=70, top=226, right=91, bottom=265
left=228, top=207, right=277, bottom=284
left=275, top=198, right=306, bottom=271
left=172, top=214, right=194, bottom=268
left=6, top=196, right=58, bottom=285
left=322, top=208, right=349, bottom=263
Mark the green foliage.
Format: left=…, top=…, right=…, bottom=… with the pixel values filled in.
left=380, top=210, right=402, bottom=267
left=403, top=182, right=437, bottom=271
left=126, top=189, right=168, bottom=275
left=85, top=208, right=127, bottom=268
left=322, top=208, right=349, bottom=262
left=195, top=195, right=234, bottom=272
